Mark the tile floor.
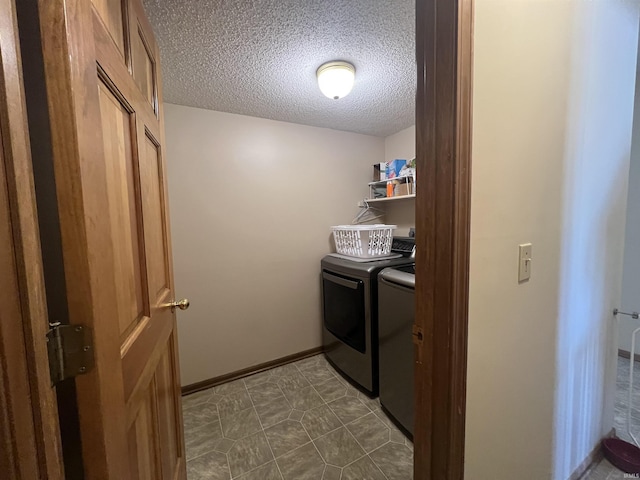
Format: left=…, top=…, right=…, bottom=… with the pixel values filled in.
left=182, top=354, right=413, bottom=480
left=583, top=356, right=640, bottom=479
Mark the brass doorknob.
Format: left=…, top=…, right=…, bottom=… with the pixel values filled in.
left=163, top=298, right=190, bottom=311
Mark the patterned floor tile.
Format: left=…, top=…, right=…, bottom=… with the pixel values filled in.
left=345, top=388, right=359, bottom=397
left=207, top=394, right=226, bottom=405
left=332, top=376, right=359, bottom=397
left=315, top=378, right=347, bottom=403
left=213, top=437, right=236, bottom=454
left=357, top=391, right=380, bottom=411
left=583, top=459, right=614, bottom=480
left=221, top=407, right=261, bottom=440
left=248, top=382, right=285, bottom=407
left=227, top=431, right=274, bottom=478
left=182, top=388, right=215, bottom=408
left=215, top=378, right=247, bottom=396
left=278, top=371, right=311, bottom=395
left=185, top=421, right=223, bottom=460
left=218, top=390, right=253, bottom=418
left=269, top=363, right=299, bottom=381
left=255, top=397, right=293, bottom=428
left=183, top=402, right=219, bottom=431
left=313, top=427, right=365, bottom=467
left=346, top=412, right=390, bottom=453
left=294, top=355, right=328, bottom=371
left=264, top=419, right=312, bottom=458
left=187, top=450, right=230, bottom=480
left=405, top=437, right=414, bottom=452
left=289, top=409, right=304, bottom=421
left=243, top=370, right=275, bottom=389
left=342, top=455, right=387, bottom=480
left=235, top=460, right=283, bottom=480
left=301, top=366, right=336, bottom=386
left=182, top=354, right=413, bottom=480
left=370, top=442, right=413, bottom=480
left=390, top=427, right=407, bottom=444
left=301, top=404, right=342, bottom=439
left=328, top=396, right=371, bottom=424
left=372, top=407, right=396, bottom=429
left=285, top=385, right=324, bottom=411
left=322, top=464, right=341, bottom=480
left=276, top=442, right=326, bottom=480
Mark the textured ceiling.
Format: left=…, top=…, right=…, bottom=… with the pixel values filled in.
left=142, top=0, right=416, bottom=137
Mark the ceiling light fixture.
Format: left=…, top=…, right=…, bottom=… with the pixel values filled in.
left=316, top=61, right=355, bottom=100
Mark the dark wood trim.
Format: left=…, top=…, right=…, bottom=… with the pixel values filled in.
left=182, top=346, right=324, bottom=396
left=0, top=0, right=64, bottom=478
left=618, top=349, right=640, bottom=363
left=571, top=428, right=614, bottom=480
left=414, top=0, right=474, bottom=479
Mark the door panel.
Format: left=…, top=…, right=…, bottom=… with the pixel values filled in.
left=140, top=133, right=169, bottom=297
left=98, top=81, right=147, bottom=339
left=132, top=27, right=156, bottom=109
left=156, top=341, right=181, bottom=479
left=38, top=0, right=186, bottom=477
left=128, top=384, right=161, bottom=480
left=91, top=0, right=126, bottom=56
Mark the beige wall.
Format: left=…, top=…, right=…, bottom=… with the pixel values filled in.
left=164, top=103, right=383, bottom=386
left=382, top=125, right=415, bottom=235
left=384, top=125, right=415, bottom=162
left=468, top=2, right=638, bottom=479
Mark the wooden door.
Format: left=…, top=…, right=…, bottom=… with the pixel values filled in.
left=37, top=0, right=187, bottom=478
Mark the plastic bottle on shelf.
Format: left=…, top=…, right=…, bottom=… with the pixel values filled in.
left=386, top=181, right=394, bottom=198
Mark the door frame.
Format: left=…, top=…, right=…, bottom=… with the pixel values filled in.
left=414, top=0, right=474, bottom=478
left=0, top=0, right=64, bottom=477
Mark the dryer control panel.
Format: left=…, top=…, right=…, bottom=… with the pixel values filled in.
left=391, top=237, right=416, bottom=258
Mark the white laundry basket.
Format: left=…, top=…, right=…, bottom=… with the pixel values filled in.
left=331, top=224, right=397, bottom=259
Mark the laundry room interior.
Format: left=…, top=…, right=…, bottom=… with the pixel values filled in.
left=9, top=0, right=640, bottom=477
left=168, top=111, right=416, bottom=388
left=147, top=0, right=419, bottom=478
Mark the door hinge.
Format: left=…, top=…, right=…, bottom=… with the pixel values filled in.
left=412, top=324, right=424, bottom=346
left=46, top=323, right=95, bottom=386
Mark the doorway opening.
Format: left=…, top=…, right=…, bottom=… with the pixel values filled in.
left=3, top=0, right=473, bottom=478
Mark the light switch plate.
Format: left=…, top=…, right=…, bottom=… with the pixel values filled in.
left=519, top=243, right=532, bottom=282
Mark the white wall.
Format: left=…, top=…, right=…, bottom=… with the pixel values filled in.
left=553, top=5, right=638, bottom=478
left=619, top=40, right=640, bottom=353
left=164, top=104, right=383, bottom=386
left=382, top=125, right=415, bottom=235
left=467, top=2, right=639, bottom=479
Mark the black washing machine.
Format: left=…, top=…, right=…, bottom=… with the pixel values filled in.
left=321, top=238, right=415, bottom=396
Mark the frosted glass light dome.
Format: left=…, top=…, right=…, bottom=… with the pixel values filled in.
left=316, top=61, right=355, bottom=100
